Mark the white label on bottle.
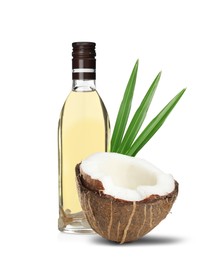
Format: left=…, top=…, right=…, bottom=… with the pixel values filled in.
left=72, top=69, right=95, bottom=73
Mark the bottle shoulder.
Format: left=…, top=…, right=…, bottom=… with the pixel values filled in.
left=60, top=90, right=107, bottom=112
left=58, top=89, right=110, bottom=135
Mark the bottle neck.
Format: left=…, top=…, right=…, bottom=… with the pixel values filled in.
left=72, top=79, right=96, bottom=92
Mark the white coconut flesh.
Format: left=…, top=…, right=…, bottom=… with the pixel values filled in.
left=80, top=152, right=175, bottom=202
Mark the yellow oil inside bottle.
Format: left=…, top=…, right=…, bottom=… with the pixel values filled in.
left=58, top=90, right=110, bottom=232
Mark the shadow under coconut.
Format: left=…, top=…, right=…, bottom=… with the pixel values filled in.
left=90, top=234, right=185, bottom=246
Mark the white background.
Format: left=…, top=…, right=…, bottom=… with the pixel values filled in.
left=0, top=0, right=222, bottom=259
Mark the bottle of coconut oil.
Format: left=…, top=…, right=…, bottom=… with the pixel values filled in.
left=58, top=42, right=110, bottom=233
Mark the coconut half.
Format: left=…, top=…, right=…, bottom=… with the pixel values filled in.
left=76, top=152, right=178, bottom=244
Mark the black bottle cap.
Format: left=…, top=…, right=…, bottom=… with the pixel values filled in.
left=72, top=42, right=96, bottom=80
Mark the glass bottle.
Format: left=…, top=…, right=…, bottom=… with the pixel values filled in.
left=58, top=42, right=110, bottom=233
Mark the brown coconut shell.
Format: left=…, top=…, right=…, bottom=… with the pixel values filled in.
left=75, top=163, right=178, bottom=244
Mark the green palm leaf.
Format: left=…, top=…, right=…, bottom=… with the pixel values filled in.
left=116, top=71, right=161, bottom=154
left=126, top=88, right=186, bottom=156
left=110, top=60, right=139, bottom=152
